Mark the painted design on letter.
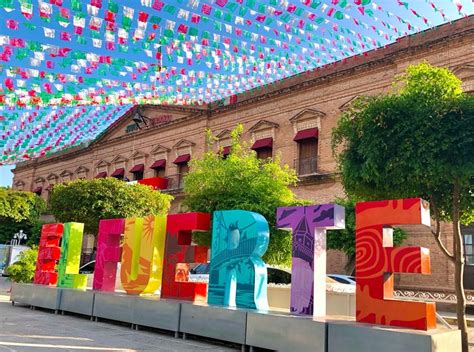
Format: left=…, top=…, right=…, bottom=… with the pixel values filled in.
left=34, top=223, right=64, bottom=286
left=57, top=222, right=88, bottom=290
left=277, top=205, right=345, bottom=316
left=208, top=210, right=270, bottom=310
left=120, top=215, right=167, bottom=295
left=355, top=198, right=435, bottom=330
left=161, top=212, right=210, bottom=301
left=93, top=219, right=124, bottom=292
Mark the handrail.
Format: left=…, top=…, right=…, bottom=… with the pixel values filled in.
left=294, top=157, right=318, bottom=176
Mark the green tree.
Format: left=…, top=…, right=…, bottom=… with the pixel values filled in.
left=6, top=246, right=38, bottom=283
left=0, top=187, right=45, bottom=222
left=0, top=188, right=45, bottom=244
left=332, top=62, right=474, bottom=351
left=327, top=196, right=406, bottom=274
left=183, top=125, right=307, bottom=267
left=49, top=178, right=173, bottom=235
left=25, top=220, right=46, bottom=246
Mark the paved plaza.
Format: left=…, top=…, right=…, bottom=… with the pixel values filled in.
left=0, top=280, right=236, bottom=352
left=0, top=278, right=10, bottom=294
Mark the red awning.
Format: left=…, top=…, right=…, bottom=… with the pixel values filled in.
left=173, top=154, right=191, bottom=164
left=111, top=168, right=125, bottom=177
left=222, top=146, right=231, bottom=155
left=130, top=164, right=144, bottom=173
left=33, top=186, right=42, bottom=193
left=293, top=128, right=319, bottom=141
left=251, top=137, right=273, bottom=150
left=95, top=172, right=107, bottom=178
left=150, top=159, right=166, bottom=169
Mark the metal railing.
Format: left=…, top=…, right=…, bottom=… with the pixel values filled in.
left=294, top=157, right=318, bottom=176
left=163, top=173, right=186, bottom=191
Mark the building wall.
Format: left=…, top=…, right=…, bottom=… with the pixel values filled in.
left=11, top=18, right=474, bottom=291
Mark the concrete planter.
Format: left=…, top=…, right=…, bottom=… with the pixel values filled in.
left=59, top=288, right=94, bottom=316
left=327, top=319, right=461, bottom=352
left=9, top=283, right=461, bottom=352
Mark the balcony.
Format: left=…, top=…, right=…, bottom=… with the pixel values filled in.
left=294, top=157, right=318, bottom=176
left=162, top=174, right=186, bottom=193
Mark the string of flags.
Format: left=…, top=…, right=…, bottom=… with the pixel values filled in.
left=0, top=0, right=472, bottom=164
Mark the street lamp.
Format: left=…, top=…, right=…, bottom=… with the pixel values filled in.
left=12, top=230, right=27, bottom=246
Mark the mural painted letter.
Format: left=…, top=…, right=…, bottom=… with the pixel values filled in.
left=277, top=205, right=345, bottom=316
left=93, top=219, right=125, bottom=292
left=208, top=210, right=270, bottom=310
left=120, top=215, right=167, bottom=295
left=34, top=224, right=64, bottom=286
left=57, top=222, right=88, bottom=290
left=161, top=212, right=210, bottom=301
left=355, top=198, right=435, bottom=330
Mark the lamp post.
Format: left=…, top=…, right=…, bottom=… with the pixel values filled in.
left=12, top=230, right=27, bottom=246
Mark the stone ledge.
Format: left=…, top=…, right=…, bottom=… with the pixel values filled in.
left=297, top=172, right=339, bottom=185
left=327, top=318, right=461, bottom=352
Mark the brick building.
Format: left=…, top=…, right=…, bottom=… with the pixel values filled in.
left=11, top=17, right=474, bottom=292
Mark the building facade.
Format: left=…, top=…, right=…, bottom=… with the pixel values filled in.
left=11, top=17, right=474, bottom=292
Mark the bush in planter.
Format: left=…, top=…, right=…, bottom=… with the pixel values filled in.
left=6, top=246, right=38, bottom=283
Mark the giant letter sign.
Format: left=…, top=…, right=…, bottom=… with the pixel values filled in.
left=208, top=210, right=270, bottom=310
left=34, top=224, right=64, bottom=285
left=120, top=215, right=167, bottom=295
left=277, top=205, right=345, bottom=316
left=57, top=222, right=87, bottom=289
left=355, top=198, right=435, bottom=330
left=161, top=212, right=210, bottom=301
left=93, top=219, right=124, bottom=292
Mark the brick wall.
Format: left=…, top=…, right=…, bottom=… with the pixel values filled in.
left=395, top=222, right=455, bottom=291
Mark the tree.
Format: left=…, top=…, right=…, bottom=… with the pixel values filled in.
left=49, top=178, right=173, bottom=235
left=6, top=246, right=38, bottom=283
left=332, top=62, right=474, bottom=351
left=0, top=187, right=45, bottom=222
left=183, top=125, right=307, bottom=267
left=0, top=188, right=45, bottom=244
left=327, top=196, right=406, bottom=274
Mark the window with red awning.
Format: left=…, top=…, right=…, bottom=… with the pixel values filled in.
left=252, top=137, right=273, bottom=159
left=130, top=164, right=144, bottom=181
left=294, top=128, right=318, bottom=175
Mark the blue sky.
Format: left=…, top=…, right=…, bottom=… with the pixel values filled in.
left=0, top=165, right=13, bottom=187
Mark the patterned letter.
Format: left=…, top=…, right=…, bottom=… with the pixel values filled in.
left=34, top=224, right=63, bottom=286
left=208, top=210, right=270, bottom=310
left=277, top=205, right=345, bottom=316
left=161, top=212, right=210, bottom=301
left=57, top=223, right=88, bottom=290
left=93, top=219, right=124, bottom=292
left=120, top=215, right=167, bottom=295
left=355, top=198, right=435, bottom=330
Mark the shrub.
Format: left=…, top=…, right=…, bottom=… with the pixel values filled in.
left=6, top=247, right=38, bottom=283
